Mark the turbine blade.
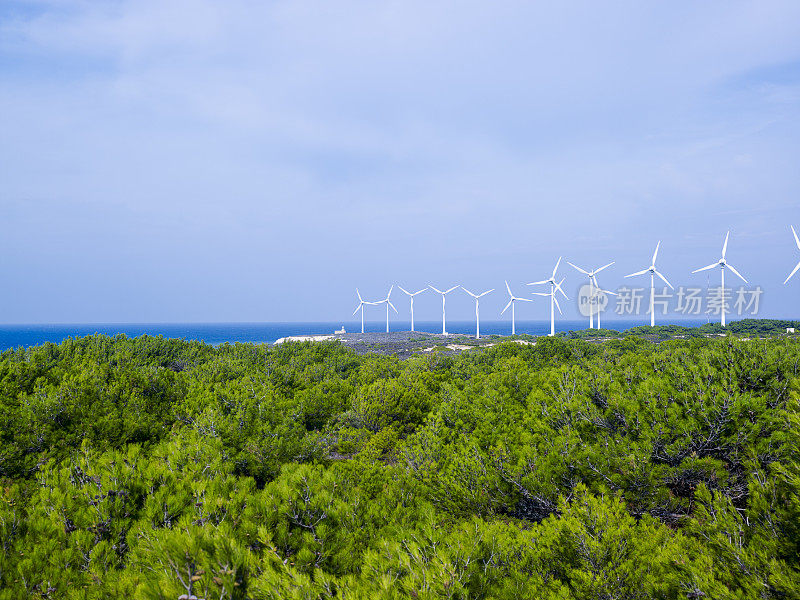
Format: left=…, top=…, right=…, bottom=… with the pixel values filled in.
left=654, top=269, right=674, bottom=290
left=413, top=289, right=427, bottom=296
left=356, top=288, right=362, bottom=302
left=505, top=280, right=512, bottom=296
left=652, top=241, right=660, bottom=265
left=517, top=297, right=532, bottom=302
left=598, top=288, right=617, bottom=296
left=555, top=278, right=569, bottom=299
left=445, top=286, right=459, bottom=294
left=500, top=300, right=513, bottom=315
left=553, top=294, right=563, bottom=315
left=793, top=225, right=800, bottom=250
left=461, top=286, right=477, bottom=298
left=531, top=292, right=549, bottom=296
left=478, top=289, right=494, bottom=298
left=352, top=303, right=361, bottom=316
left=388, top=301, right=398, bottom=313
left=625, top=269, right=649, bottom=278
left=722, top=231, right=730, bottom=259
left=552, top=256, right=562, bottom=278
left=693, top=263, right=718, bottom=273
left=398, top=285, right=411, bottom=296
left=527, top=279, right=549, bottom=286
left=595, top=261, right=615, bottom=274
left=386, top=284, right=394, bottom=300
left=784, top=260, right=800, bottom=284
left=428, top=285, right=443, bottom=294
left=726, top=263, right=748, bottom=283
left=567, top=261, right=589, bottom=275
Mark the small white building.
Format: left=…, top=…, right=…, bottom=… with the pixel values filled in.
left=335, top=326, right=346, bottom=334
left=787, top=328, right=796, bottom=334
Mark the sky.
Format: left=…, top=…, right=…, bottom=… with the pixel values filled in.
left=1, top=0, right=800, bottom=324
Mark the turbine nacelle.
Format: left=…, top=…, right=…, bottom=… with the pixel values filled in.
left=501, top=280, right=532, bottom=315
left=429, top=284, right=459, bottom=335
left=567, top=260, right=615, bottom=279
left=692, top=232, right=747, bottom=283
left=352, top=288, right=381, bottom=315
left=398, top=286, right=428, bottom=297
left=569, top=260, right=615, bottom=329
left=462, top=286, right=494, bottom=299
left=625, top=242, right=673, bottom=290
left=429, top=285, right=459, bottom=296
left=691, top=231, right=747, bottom=327
left=531, top=276, right=567, bottom=315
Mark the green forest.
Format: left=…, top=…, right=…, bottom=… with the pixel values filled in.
left=1, top=332, right=799, bottom=599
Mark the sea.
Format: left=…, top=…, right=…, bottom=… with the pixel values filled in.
left=0, top=319, right=710, bottom=352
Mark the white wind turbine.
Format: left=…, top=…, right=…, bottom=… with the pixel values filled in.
left=352, top=289, right=379, bottom=334
left=501, top=281, right=532, bottom=335
left=625, top=241, right=674, bottom=327
left=527, top=257, right=569, bottom=336
left=784, top=226, right=800, bottom=285
left=429, top=285, right=459, bottom=335
left=692, top=231, right=747, bottom=327
left=461, top=287, right=494, bottom=339
left=567, top=261, right=615, bottom=329
left=375, top=285, right=398, bottom=333
left=398, top=286, right=428, bottom=332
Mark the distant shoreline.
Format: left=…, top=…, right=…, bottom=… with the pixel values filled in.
left=1, top=319, right=793, bottom=353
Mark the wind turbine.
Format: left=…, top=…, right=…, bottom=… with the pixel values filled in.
left=461, top=287, right=494, bottom=339
left=501, top=281, right=532, bottom=335
left=429, top=285, right=459, bottom=335
left=398, top=286, right=427, bottom=332
left=625, top=241, right=674, bottom=327
left=527, top=257, right=569, bottom=336
left=352, top=289, right=379, bottom=334
left=375, top=285, right=398, bottom=333
left=567, top=261, right=615, bottom=329
left=784, top=225, right=800, bottom=285
left=692, top=231, right=747, bottom=327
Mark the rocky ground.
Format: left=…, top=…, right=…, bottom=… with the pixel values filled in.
left=273, top=323, right=794, bottom=357
left=276, top=330, right=535, bottom=357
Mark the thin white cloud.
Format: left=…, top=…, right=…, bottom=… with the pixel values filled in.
left=1, top=1, right=800, bottom=321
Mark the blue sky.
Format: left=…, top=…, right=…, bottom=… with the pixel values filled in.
left=1, top=1, right=800, bottom=323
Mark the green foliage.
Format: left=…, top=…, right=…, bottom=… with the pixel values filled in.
left=1, top=332, right=799, bottom=597
left=561, top=318, right=800, bottom=341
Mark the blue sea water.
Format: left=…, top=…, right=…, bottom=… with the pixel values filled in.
left=0, top=319, right=709, bottom=352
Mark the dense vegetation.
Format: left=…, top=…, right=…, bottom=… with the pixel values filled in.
left=561, top=318, right=800, bottom=340
left=1, top=332, right=799, bottom=599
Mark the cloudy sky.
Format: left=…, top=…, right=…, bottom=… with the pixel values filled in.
left=1, top=0, right=800, bottom=323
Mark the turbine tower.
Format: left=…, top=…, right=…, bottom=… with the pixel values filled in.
left=784, top=225, right=800, bottom=285
left=398, top=286, right=427, bottom=332
left=375, top=285, right=398, bottom=333
left=625, top=241, right=674, bottom=327
left=567, top=261, right=615, bottom=329
left=501, top=281, right=532, bottom=335
left=527, top=257, right=569, bottom=336
left=692, top=231, right=747, bottom=327
left=429, top=285, right=459, bottom=335
left=352, top=289, right=378, bottom=334
left=461, top=287, right=494, bottom=339
left=594, top=283, right=617, bottom=330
